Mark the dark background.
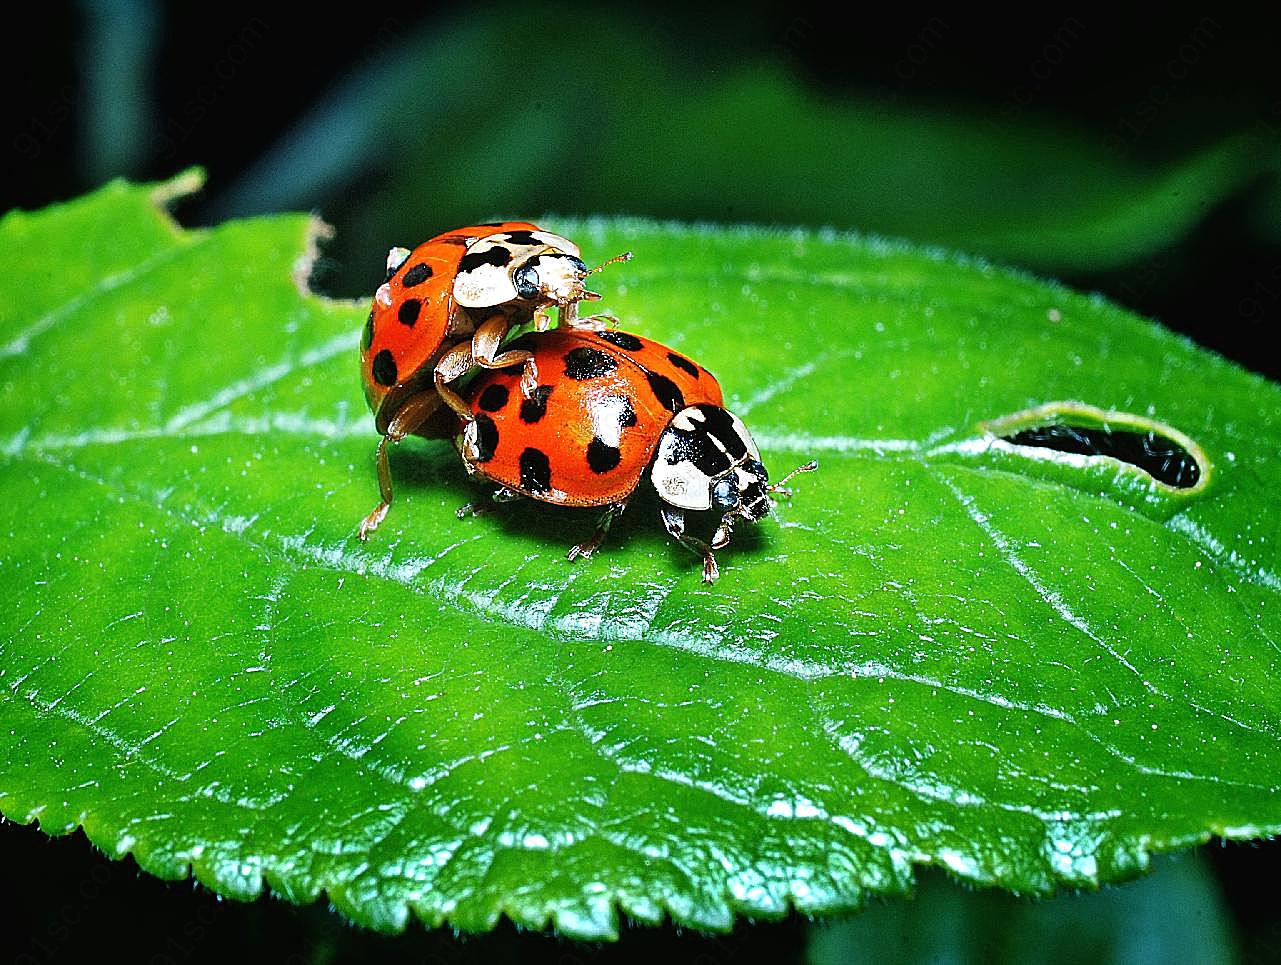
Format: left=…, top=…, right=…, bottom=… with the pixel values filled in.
left=4, top=4, right=1281, bottom=962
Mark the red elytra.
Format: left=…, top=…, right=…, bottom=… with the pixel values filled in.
left=458, top=328, right=722, bottom=505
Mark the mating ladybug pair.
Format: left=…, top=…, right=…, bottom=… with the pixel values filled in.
left=357, top=222, right=815, bottom=582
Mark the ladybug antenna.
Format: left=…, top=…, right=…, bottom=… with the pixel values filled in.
left=585, top=250, right=633, bottom=277
left=767, top=460, right=819, bottom=494
left=576, top=250, right=633, bottom=303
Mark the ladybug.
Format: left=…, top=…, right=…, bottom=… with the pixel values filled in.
left=454, top=329, right=817, bottom=582
left=358, top=222, right=630, bottom=539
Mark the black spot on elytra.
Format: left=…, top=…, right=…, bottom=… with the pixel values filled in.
left=473, top=413, right=499, bottom=462
left=500, top=230, right=543, bottom=248
left=477, top=383, right=509, bottom=413
left=520, top=385, right=554, bottom=423
left=402, top=263, right=433, bottom=287
left=477, top=222, right=506, bottom=227
left=519, top=447, right=552, bottom=493
left=398, top=298, right=421, bottom=327
left=596, top=331, right=643, bottom=351
left=459, top=246, right=513, bottom=272
left=647, top=372, right=685, bottom=412
left=361, top=311, right=374, bottom=352
left=587, top=439, right=622, bottom=473
left=372, top=350, right=398, bottom=387
left=666, top=352, right=699, bottom=378
left=564, top=346, right=618, bottom=380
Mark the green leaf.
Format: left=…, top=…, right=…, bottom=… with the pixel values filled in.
left=3, top=174, right=1280, bottom=940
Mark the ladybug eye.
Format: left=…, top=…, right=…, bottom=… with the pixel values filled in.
left=744, top=458, right=768, bottom=482
left=712, top=477, right=739, bottom=509
left=513, top=263, right=541, bottom=299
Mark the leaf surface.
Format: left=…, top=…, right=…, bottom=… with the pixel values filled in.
left=2, top=175, right=1280, bottom=939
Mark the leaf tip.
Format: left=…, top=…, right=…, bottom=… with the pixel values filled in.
left=149, top=167, right=207, bottom=210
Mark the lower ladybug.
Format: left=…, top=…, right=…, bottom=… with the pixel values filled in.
left=454, top=329, right=816, bottom=582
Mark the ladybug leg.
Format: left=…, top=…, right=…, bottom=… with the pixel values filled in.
left=433, top=339, right=478, bottom=424
left=456, top=487, right=521, bottom=519
left=532, top=305, right=556, bottom=333
left=558, top=301, right=579, bottom=328
left=556, top=250, right=632, bottom=330
left=470, top=313, right=540, bottom=399
left=566, top=502, right=627, bottom=563
left=660, top=505, right=720, bottom=583
left=533, top=303, right=612, bottom=332
left=570, top=251, right=633, bottom=328
left=556, top=294, right=616, bottom=332
left=567, top=311, right=618, bottom=332
left=358, top=391, right=443, bottom=540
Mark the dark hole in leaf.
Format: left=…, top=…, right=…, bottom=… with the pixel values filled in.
left=1001, top=424, right=1201, bottom=488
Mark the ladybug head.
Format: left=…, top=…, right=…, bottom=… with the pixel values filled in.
left=708, top=454, right=772, bottom=550
left=651, top=405, right=773, bottom=540
left=513, top=248, right=634, bottom=309
left=512, top=252, right=598, bottom=307
left=454, top=229, right=631, bottom=312
left=454, top=229, right=593, bottom=310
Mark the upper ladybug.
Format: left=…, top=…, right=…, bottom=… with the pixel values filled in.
left=357, top=222, right=629, bottom=539
left=454, top=329, right=816, bottom=582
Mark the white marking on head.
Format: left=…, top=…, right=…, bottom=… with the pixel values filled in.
left=528, top=230, right=580, bottom=256
left=454, top=262, right=517, bottom=307
left=454, top=231, right=587, bottom=308
left=651, top=425, right=714, bottom=511
left=652, top=457, right=712, bottom=510
left=671, top=407, right=706, bottom=431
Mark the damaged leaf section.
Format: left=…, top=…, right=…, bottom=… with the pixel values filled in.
left=949, top=401, right=1213, bottom=517
left=1000, top=423, right=1200, bottom=488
